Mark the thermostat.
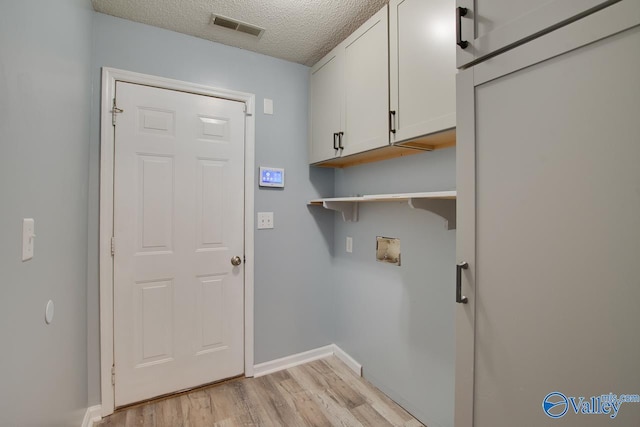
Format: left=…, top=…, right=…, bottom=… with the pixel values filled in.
left=259, top=167, right=285, bottom=188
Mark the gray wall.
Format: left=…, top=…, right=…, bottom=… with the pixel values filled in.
left=332, top=148, right=456, bottom=427
left=0, top=0, right=93, bottom=426
left=88, top=13, right=336, bottom=405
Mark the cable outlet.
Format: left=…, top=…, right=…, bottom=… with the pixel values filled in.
left=346, top=236, right=353, bottom=253
left=257, top=212, right=274, bottom=229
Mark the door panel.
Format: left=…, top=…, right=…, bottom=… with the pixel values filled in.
left=309, top=51, right=342, bottom=163
left=390, top=0, right=456, bottom=143
left=341, top=6, right=389, bottom=157
left=113, top=82, right=245, bottom=406
left=456, top=24, right=640, bottom=426
left=456, top=0, right=618, bottom=68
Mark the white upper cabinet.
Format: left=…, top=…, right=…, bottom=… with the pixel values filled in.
left=456, top=0, right=619, bottom=68
left=309, top=3, right=456, bottom=167
left=340, top=6, right=389, bottom=157
left=309, top=6, right=389, bottom=164
left=309, top=49, right=343, bottom=164
left=390, top=0, right=456, bottom=145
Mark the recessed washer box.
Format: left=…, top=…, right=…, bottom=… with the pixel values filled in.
left=259, top=167, right=285, bottom=188
left=376, top=236, right=401, bottom=266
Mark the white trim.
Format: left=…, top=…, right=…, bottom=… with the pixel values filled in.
left=253, top=344, right=362, bottom=378
left=332, top=344, right=363, bottom=376
left=99, top=67, right=256, bottom=416
left=253, top=345, right=335, bottom=377
left=81, top=405, right=102, bottom=427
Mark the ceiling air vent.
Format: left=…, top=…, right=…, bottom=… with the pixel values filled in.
left=210, top=14, right=265, bottom=38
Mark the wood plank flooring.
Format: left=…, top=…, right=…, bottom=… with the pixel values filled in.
left=97, top=356, right=424, bottom=427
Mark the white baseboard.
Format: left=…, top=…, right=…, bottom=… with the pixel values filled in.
left=253, top=344, right=362, bottom=378
left=81, top=405, right=102, bottom=427
left=332, top=344, right=362, bottom=376
left=253, top=345, right=335, bottom=377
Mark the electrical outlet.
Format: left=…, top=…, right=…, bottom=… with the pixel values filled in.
left=257, top=212, right=274, bottom=229
left=346, top=236, right=353, bottom=253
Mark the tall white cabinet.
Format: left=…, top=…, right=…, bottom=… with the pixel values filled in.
left=455, top=1, right=640, bottom=426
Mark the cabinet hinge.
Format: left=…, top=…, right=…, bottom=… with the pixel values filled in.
left=111, top=237, right=115, bottom=257
left=111, top=365, right=116, bottom=386
left=112, top=98, right=124, bottom=126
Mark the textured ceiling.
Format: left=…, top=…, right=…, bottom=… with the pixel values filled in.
left=92, top=0, right=389, bottom=66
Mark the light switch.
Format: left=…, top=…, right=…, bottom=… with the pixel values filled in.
left=22, top=218, right=35, bottom=261
left=263, top=98, right=273, bottom=115
left=346, top=237, right=353, bottom=253
left=257, top=212, right=274, bottom=229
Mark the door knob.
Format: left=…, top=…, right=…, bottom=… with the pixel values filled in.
left=231, top=256, right=242, bottom=266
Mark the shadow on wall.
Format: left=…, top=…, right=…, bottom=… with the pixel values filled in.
left=306, top=206, right=335, bottom=257
left=307, top=166, right=335, bottom=256
left=308, top=164, right=334, bottom=195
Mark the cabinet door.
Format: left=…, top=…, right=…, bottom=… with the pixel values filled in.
left=456, top=0, right=619, bottom=68
left=390, top=0, right=456, bottom=144
left=456, top=3, right=640, bottom=427
left=309, top=49, right=342, bottom=164
left=340, top=6, right=389, bottom=157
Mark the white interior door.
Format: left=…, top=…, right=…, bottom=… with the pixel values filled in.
left=113, top=81, right=245, bottom=407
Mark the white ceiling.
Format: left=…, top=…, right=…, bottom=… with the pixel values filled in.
left=92, top=0, right=389, bottom=66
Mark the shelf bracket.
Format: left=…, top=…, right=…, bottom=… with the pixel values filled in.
left=323, top=201, right=359, bottom=222
left=408, top=198, right=456, bottom=230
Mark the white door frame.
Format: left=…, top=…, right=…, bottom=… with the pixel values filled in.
left=99, top=67, right=255, bottom=416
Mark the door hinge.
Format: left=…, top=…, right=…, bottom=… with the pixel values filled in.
left=243, top=103, right=252, bottom=117
left=111, top=236, right=115, bottom=256
left=111, top=365, right=116, bottom=386
left=112, top=98, right=124, bottom=126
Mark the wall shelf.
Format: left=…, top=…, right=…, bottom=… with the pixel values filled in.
left=309, top=191, right=456, bottom=229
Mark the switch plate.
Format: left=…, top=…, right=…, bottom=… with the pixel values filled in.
left=346, top=237, right=353, bottom=253
left=264, top=98, right=273, bottom=115
left=22, top=218, right=35, bottom=261
left=257, top=212, right=274, bottom=229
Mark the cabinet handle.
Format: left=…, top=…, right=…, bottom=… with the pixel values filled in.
left=338, top=132, right=344, bottom=149
left=456, top=262, right=469, bottom=304
left=333, top=133, right=339, bottom=150
left=456, top=7, right=469, bottom=49
left=390, top=111, right=397, bottom=134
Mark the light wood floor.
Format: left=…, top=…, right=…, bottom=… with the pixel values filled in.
left=97, top=356, right=424, bottom=427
